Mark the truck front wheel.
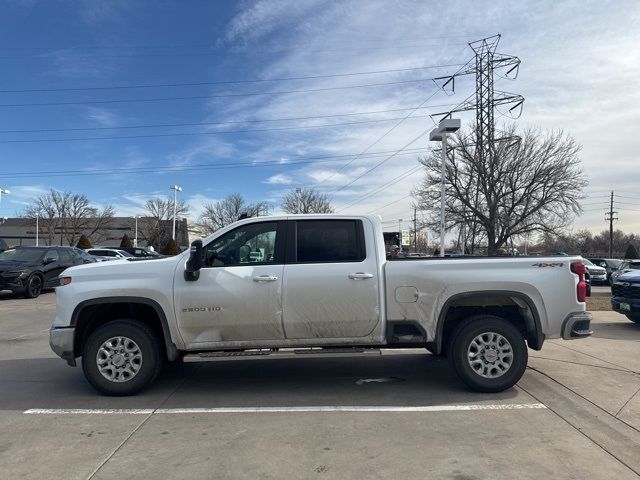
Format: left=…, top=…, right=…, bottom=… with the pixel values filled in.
left=449, top=315, right=528, bottom=393
left=82, top=320, right=163, bottom=396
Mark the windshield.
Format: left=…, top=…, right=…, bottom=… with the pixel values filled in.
left=608, top=259, right=623, bottom=268
left=0, top=248, right=44, bottom=263
left=117, top=250, right=133, bottom=257
left=582, top=259, right=595, bottom=266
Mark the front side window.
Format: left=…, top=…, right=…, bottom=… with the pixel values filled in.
left=204, top=221, right=279, bottom=267
left=44, top=249, right=59, bottom=262
left=57, top=249, right=74, bottom=264
left=295, top=220, right=365, bottom=263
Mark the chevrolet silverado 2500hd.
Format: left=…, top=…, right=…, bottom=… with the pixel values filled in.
left=50, top=214, right=592, bottom=396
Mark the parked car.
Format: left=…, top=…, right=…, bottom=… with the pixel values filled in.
left=0, top=246, right=96, bottom=298
left=50, top=214, right=591, bottom=396
left=581, top=259, right=607, bottom=285
left=611, top=270, right=640, bottom=324
left=610, top=259, right=640, bottom=286
left=85, top=248, right=134, bottom=260
left=116, top=247, right=161, bottom=258
left=587, top=258, right=623, bottom=283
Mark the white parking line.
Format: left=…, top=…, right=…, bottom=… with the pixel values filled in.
left=24, top=403, right=547, bottom=415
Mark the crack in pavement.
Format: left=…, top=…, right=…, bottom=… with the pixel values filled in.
left=86, top=364, right=204, bottom=480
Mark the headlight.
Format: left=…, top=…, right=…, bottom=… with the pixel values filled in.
left=59, top=276, right=72, bottom=286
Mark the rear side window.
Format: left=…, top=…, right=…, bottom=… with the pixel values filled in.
left=295, top=220, right=365, bottom=263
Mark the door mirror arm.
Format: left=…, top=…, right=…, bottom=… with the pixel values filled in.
left=185, top=240, right=204, bottom=282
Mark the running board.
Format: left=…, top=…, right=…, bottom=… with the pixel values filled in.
left=183, top=347, right=381, bottom=363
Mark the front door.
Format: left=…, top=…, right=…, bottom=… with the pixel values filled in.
left=174, top=220, right=287, bottom=347
left=282, top=219, right=381, bottom=340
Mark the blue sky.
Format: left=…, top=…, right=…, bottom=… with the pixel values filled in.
left=1, top=0, right=639, bottom=236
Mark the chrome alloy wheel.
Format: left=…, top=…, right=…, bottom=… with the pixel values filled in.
left=96, top=336, right=142, bottom=383
left=467, top=332, right=513, bottom=379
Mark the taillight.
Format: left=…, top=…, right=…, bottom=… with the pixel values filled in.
left=570, top=262, right=586, bottom=302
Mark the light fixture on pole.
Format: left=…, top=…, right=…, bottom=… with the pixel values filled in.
left=169, top=185, right=182, bottom=241
left=429, top=118, right=461, bottom=257
left=134, top=215, right=139, bottom=247
left=0, top=188, right=10, bottom=209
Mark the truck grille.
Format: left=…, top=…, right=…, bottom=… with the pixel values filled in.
left=612, top=283, right=640, bottom=299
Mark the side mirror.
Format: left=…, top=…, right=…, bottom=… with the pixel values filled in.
left=185, top=240, right=203, bottom=281
left=44, top=257, right=57, bottom=265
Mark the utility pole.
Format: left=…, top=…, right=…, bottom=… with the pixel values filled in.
left=605, top=190, right=618, bottom=258
left=413, top=207, right=417, bottom=253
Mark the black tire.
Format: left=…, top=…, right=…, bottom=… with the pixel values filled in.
left=24, top=274, right=43, bottom=299
left=449, top=315, right=528, bottom=393
left=82, top=320, right=163, bottom=396
left=625, top=314, right=640, bottom=324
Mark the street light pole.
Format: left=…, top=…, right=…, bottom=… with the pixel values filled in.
left=429, top=118, right=461, bottom=257
left=169, top=185, right=182, bottom=241
left=398, top=218, right=403, bottom=251
left=134, top=215, right=139, bottom=247
left=36, top=212, right=39, bottom=246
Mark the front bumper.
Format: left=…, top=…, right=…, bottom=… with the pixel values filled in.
left=49, top=326, right=76, bottom=366
left=590, top=274, right=607, bottom=284
left=0, top=275, right=26, bottom=290
left=561, top=311, right=593, bottom=340
left=611, top=296, right=640, bottom=315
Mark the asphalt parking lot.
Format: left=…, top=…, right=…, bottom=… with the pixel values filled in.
left=0, top=291, right=639, bottom=479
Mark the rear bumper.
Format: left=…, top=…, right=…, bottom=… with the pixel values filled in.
left=561, top=311, right=593, bottom=340
left=49, top=326, right=76, bottom=366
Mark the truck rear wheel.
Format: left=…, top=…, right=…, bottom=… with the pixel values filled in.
left=82, top=320, right=162, bottom=396
left=449, top=315, right=527, bottom=393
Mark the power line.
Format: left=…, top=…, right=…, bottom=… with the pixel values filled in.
left=368, top=194, right=413, bottom=213
left=0, top=103, right=458, bottom=134
left=0, top=63, right=466, bottom=94
left=330, top=131, right=427, bottom=200
left=335, top=164, right=423, bottom=212
left=0, top=147, right=430, bottom=180
left=319, top=45, right=471, bottom=193
left=0, top=113, right=440, bottom=144
left=0, top=78, right=447, bottom=108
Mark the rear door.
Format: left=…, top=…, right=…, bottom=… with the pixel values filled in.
left=282, top=219, right=380, bottom=340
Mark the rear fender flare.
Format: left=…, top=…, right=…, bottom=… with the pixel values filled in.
left=434, top=290, right=544, bottom=354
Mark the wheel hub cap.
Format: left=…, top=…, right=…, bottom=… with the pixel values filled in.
left=467, top=332, right=513, bottom=379
left=96, top=336, right=142, bottom=383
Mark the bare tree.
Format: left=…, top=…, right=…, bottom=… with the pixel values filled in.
left=199, top=193, right=268, bottom=235
left=281, top=188, right=334, bottom=214
left=139, top=197, right=190, bottom=250
left=24, top=189, right=115, bottom=246
left=413, top=125, right=587, bottom=255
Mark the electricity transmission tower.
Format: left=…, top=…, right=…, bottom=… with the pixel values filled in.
left=431, top=34, right=524, bottom=252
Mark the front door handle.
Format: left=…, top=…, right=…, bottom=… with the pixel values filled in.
left=348, top=272, right=374, bottom=280
left=253, top=275, right=278, bottom=282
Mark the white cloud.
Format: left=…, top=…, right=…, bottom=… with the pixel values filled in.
left=263, top=174, right=293, bottom=185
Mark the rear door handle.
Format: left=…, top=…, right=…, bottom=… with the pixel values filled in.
left=253, top=275, right=278, bottom=282
left=348, top=272, right=374, bottom=280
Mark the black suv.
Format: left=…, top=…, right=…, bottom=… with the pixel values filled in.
left=0, top=246, right=96, bottom=298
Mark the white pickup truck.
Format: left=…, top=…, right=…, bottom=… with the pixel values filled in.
left=50, top=214, right=592, bottom=396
